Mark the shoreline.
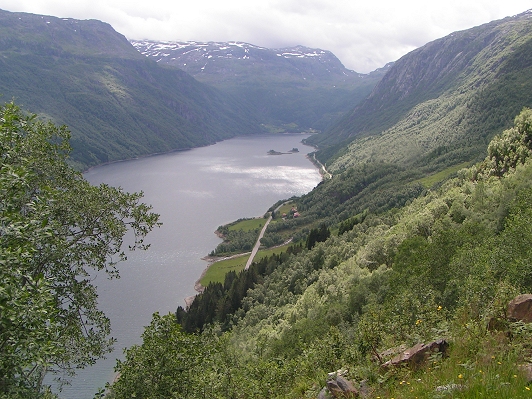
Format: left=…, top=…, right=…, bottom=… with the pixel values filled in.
left=184, top=135, right=322, bottom=309
left=184, top=252, right=252, bottom=309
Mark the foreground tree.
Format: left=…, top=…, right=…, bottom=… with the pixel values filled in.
left=0, top=102, right=160, bottom=398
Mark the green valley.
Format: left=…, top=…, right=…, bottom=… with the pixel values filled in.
left=2, top=6, right=532, bottom=399
left=0, top=10, right=261, bottom=170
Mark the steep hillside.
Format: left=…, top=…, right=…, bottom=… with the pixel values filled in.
left=309, top=10, right=532, bottom=173
left=0, top=10, right=260, bottom=169
left=131, top=40, right=388, bottom=132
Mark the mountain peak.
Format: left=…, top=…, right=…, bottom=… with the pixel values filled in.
left=130, top=40, right=361, bottom=81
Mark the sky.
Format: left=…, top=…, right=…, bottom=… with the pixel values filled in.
left=0, top=1, right=530, bottom=73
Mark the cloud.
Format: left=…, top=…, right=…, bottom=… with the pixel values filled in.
left=0, top=0, right=530, bottom=73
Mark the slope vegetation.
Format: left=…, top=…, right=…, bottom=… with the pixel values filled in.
left=309, top=10, right=532, bottom=174
left=0, top=10, right=260, bottom=169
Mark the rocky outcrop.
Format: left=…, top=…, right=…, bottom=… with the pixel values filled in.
left=319, top=370, right=361, bottom=398
left=507, top=294, right=532, bottom=323
left=382, top=339, right=448, bottom=369
left=326, top=376, right=358, bottom=398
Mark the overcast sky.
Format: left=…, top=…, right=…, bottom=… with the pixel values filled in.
left=0, top=1, right=530, bottom=73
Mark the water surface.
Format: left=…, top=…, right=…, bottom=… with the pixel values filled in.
left=61, top=134, right=321, bottom=398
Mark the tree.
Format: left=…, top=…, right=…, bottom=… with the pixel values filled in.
left=485, top=107, right=532, bottom=177
left=111, top=313, right=214, bottom=399
left=306, top=223, right=330, bottom=250
left=0, top=102, right=160, bottom=397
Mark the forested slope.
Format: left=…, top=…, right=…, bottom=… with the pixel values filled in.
left=0, top=10, right=260, bottom=169
left=309, top=10, right=532, bottom=173
left=111, top=108, right=532, bottom=399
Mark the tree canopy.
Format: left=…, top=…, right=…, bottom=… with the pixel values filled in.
left=0, top=102, right=160, bottom=398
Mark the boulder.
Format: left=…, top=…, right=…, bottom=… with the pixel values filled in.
left=382, top=339, right=448, bottom=369
left=325, top=376, right=359, bottom=398
left=336, top=376, right=358, bottom=396
left=507, top=294, right=532, bottom=323
left=326, top=380, right=343, bottom=397
left=318, top=386, right=333, bottom=399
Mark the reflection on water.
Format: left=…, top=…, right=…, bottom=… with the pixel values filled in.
left=58, top=134, right=321, bottom=398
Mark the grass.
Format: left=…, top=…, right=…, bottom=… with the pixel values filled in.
left=417, top=162, right=471, bottom=188
left=200, top=244, right=292, bottom=286
left=382, top=359, right=531, bottom=398
left=253, top=244, right=291, bottom=262
left=276, top=201, right=296, bottom=216
left=228, top=218, right=266, bottom=232
left=200, top=254, right=249, bottom=286
left=374, top=333, right=532, bottom=399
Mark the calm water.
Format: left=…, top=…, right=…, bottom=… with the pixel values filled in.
left=57, top=134, right=321, bottom=398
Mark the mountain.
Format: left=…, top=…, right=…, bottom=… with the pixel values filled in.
left=131, top=40, right=388, bottom=132
left=309, top=10, right=532, bottom=173
left=0, top=9, right=260, bottom=169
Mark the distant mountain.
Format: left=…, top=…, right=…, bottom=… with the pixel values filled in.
left=131, top=41, right=362, bottom=82
left=0, top=10, right=260, bottom=169
left=310, top=10, right=532, bottom=173
left=131, top=40, right=388, bottom=132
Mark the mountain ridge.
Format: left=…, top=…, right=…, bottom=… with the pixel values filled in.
left=130, top=40, right=364, bottom=82
left=0, top=9, right=262, bottom=169
left=131, top=39, right=388, bottom=132
left=310, top=9, right=532, bottom=173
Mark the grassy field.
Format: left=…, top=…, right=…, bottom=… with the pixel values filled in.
left=276, top=201, right=296, bottom=216
left=199, top=244, right=291, bottom=286
left=228, top=218, right=266, bottom=232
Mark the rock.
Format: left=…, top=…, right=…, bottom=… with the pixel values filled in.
left=326, top=376, right=359, bottom=398
left=358, top=380, right=370, bottom=399
left=336, top=376, right=358, bottom=396
left=379, top=344, right=407, bottom=360
left=382, top=339, right=448, bottom=369
left=326, top=380, right=343, bottom=397
left=518, top=364, right=532, bottom=383
left=318, top=386, right=333, bottom=399
left=507, top=294, right=532, bottom=323
left=435, top=383, right=465, bottom=393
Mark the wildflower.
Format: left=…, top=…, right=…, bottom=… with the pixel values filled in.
left=416, top=319, right=422, bottom=325
left=437, top=305, right=442, bottom=311
left=458, top=374, right=463, bottom=379
left=526, top=386, right=530, bottom=391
